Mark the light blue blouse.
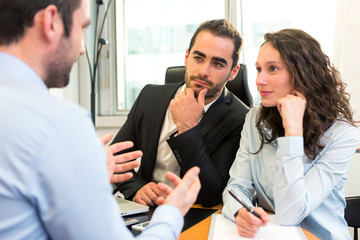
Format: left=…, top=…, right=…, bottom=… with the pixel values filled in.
left=223, top=107, right=359, bottom=240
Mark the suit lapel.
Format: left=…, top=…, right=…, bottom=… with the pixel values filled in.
left=147, top=82, right=184, bottom=160
left=152, top=82, right=184, bottom=124
left=198, top=87, right=231, bottom=136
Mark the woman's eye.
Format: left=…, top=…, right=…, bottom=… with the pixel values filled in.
left=269, top=66, right=278, bottom=72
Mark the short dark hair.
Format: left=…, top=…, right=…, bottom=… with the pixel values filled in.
left=188, top=19, right=242, bottom=69
left=0, top=0, right=81, bottom=45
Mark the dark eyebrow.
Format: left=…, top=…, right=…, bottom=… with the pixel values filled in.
left=193, top=50, right=206, bottom=58
left=212, top=56, right=227, bottom=65
left=193, top=50, right=228, bottom=66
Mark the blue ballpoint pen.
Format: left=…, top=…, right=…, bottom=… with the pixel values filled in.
left=227, top=188, right=261, bottom=219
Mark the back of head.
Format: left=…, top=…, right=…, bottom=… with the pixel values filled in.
left=0, top=0, right=81, bottom=45
left=188, top=19, right=242, bottom=69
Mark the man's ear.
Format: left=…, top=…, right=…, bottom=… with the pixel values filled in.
left=40, top=5, right=63, bottom=43
left=228, top=64, right=240, bottom=82
left=184, top=49, right=189, bottom=67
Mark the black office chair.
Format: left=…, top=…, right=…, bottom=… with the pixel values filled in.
left=164, top=64, right=253, bottom=108
left=345, top=196, right=360, bottom=240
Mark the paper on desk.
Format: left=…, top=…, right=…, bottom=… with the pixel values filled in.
left=208, top=214, right=307, bottom=240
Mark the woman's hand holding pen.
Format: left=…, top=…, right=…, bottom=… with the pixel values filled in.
left=277, top=90, right=306, bottom=137
left=235, top=207, right=269, bottom=238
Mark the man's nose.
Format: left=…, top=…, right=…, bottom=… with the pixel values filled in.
left=79, top=39, right=85, bottom=56
left=198, top=62, right=211, bottom=78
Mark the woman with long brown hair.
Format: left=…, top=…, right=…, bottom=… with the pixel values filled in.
left=223, top=29, right=359, bottom=240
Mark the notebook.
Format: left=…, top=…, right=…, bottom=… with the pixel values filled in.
left=115, top=197, right=149, bottom=216
left=208, top=214, right=307, bottom=240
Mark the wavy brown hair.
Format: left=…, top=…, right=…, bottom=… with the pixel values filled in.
left=256, top=29, right=356, bottom=160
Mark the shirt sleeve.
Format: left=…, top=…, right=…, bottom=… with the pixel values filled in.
left=137, top=205, right=184, bottom=240
left=222, top=111, right=256, bottom=221
left=30, top=108, right=183, bottom=240
left=273, top=123, right=359, bottom=225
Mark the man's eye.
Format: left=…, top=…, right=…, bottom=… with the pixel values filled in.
left=194, top=56, right=202, bottom=61
left=214, top=62, right=224, bottom=68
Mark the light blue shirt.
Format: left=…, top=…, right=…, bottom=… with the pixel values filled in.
left=0, top=52, right=183, bottom=239
left=222, top=107, right=359, bottom=240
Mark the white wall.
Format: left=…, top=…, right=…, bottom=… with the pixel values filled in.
left=334, top=0, right=360, bottom=149
left=334, top=2, right=360, bottom=235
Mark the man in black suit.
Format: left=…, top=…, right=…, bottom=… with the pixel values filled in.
left=112, top=19, right=249, bottom=207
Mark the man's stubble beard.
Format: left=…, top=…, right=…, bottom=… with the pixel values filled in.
left=184, top=70, right=230, bottom=99
left=44, top=37, right=75, bottom=88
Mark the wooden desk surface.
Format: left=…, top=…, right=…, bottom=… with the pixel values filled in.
left=178, top=205, right=319, bottom=240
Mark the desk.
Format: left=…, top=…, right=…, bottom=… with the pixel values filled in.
left=178, top=205, right=319, bottom=240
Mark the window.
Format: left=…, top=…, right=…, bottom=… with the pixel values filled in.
left=240, top=0, right=337, bottom=102
left=95, top=0, right=226, bottom=118
left=111, top=0, right=225, bottom=114
left=94, top=0, right=337, bottom=126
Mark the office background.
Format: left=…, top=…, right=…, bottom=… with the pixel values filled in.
left=50, top=0, right=360, bottom=236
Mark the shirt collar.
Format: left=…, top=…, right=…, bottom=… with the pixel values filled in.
left=0, top=52, right=47, bottom=91
left=260, top=122, right=278, bottom=147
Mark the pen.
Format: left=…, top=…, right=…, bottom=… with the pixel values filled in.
left=227, top=188, right=261, bottom=219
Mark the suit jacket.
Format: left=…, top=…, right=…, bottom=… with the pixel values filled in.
left=112, top=82, right=249, bottom=206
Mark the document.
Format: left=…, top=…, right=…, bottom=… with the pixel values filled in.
left=208, top=214, right=307, bottom=240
